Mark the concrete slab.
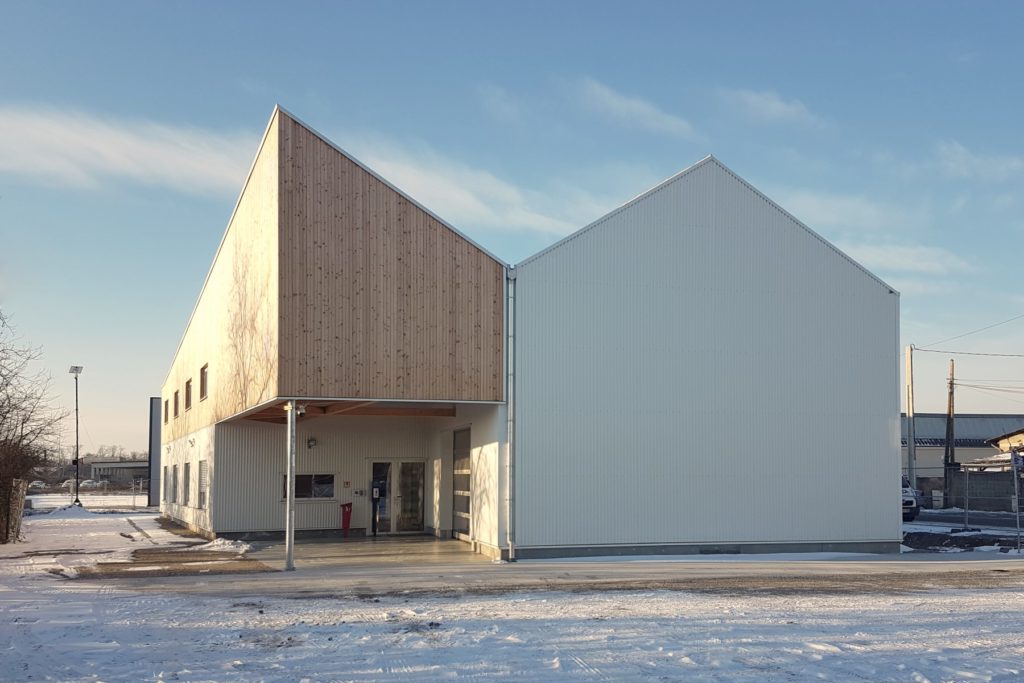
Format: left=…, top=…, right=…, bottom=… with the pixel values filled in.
left=96, top=534, right=1024, bottom=599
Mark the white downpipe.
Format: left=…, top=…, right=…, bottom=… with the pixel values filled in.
left=505, top=267, right=517, bottom=561
left=284, top=399, right=297, bottom=571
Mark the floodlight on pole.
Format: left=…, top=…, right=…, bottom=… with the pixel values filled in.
left=69, top=366, right=83, bottom=506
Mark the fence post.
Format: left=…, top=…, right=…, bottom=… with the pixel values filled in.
left=962, top=468, right=970, bottom=530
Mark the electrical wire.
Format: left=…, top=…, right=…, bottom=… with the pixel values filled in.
left=913, top=348, right=1024, bottom=358
left=957, top=384, right=1024, bottom=408
left=919, top=312, right=1024, bottom=349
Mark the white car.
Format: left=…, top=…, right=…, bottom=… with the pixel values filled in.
left=79, top=480, right=100, bottom=489
left=28, top=480, right=46, bottom=489
left=902, top=476, right=920, bottom=522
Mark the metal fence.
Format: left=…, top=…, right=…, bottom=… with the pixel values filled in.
left=904, top=466, right=1020, bottom=512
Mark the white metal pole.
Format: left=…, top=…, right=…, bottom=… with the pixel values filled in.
left=285, top=400, right=297, bottom=571
left=74, top=373, right=81, bottom=506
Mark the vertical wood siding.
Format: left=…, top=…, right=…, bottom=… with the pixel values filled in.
left=513, top=158, right=900, bottom=550
left=276, top=112, right=505, bottom=401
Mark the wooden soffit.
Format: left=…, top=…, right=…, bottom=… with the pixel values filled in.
left=242, top=399, right=457, bottom=424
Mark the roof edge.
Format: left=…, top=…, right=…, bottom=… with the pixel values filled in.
left=276, top=105, right=509, bottom=269
left=515, top=155, right=717, bottom=268
left=161, top=105, right=283, bottom=388
left=515, top=154, right=899, bottom=297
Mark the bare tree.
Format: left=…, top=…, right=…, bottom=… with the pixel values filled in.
left=0, top=310, right=66, bottom=541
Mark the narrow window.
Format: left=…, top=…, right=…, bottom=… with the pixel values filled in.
left=199, top=364, right=208, bottom=401
left=163, top=400, right=169, bottom=424
left=171, top=464, right=178, bottom=503
left=183, top=463, right=191, bottom=505
left=198, top=461, right=209, bottom=508
left=282, top=474, right=335, bottom=499
left=163, top=466, right=169, bottom=502
left=173, top=391, right=179, bottom=418
left=184, top=379, right=192, bottom=411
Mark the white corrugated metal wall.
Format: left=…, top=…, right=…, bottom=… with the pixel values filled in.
left=513, top=158, right=900, bottom=551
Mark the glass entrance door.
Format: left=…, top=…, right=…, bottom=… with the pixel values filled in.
left=371, top=461, right=424, bottom=534
left=396, top=462, right=424, bottom=532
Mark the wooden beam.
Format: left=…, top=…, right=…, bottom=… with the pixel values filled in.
left=342, top=405, right=456, bottom=417
left=320, top=400, right=377, bottom=416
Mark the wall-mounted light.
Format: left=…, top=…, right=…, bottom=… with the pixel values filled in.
left=188, top=438, right=196, bottom=447
left=307, top=437, right=317, bottom=449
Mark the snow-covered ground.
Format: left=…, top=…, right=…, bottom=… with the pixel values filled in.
left=2, top=509, right=1024, bottom=681
left=28, top=492, right=152, bottom=511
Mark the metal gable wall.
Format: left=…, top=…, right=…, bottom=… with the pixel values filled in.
left=513, top=159, right=900, bottom=551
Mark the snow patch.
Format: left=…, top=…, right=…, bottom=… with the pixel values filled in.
left=45, top=505, right=97, bottom=519
left=181, top=538, right=252, bottom=554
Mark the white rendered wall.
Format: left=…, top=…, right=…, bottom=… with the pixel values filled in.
left=427, top=403, right=508, bottom=550
left=209, top=405, right=505, bottom=539
left=161, top=424, right=215, bottom=534
left=513, top=158, right=900, bottom=551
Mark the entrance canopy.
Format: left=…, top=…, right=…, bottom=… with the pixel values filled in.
left=240, top=399, right=459, bottom=424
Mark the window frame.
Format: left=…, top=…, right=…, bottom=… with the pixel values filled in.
left=281, top=473, right=335, bottom=501
left=198, top=461, right=208, bottom=509
left=173, top=391, right=180, bottom=418
left=199, top=364, right=208, bottom=401
left=184, top=379, right=192, bottom=412
left=183, top=462, right=191, bottom=506
left=163, top=400, right=169, bottom=424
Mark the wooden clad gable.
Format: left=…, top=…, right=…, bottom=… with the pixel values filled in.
left=276, top=112, right=505, bottom=402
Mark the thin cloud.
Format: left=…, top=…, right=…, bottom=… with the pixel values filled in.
left=0, top=105, right=256, bottom=196
left=577, top=77, right=695, bottom=139
left=936, top=140, right=1024, bottom=182
left=477, top=84, right=522, bottom=124
left=774, top=188, right=928, bottom=234
left=719, top=88, right=826, bottom=128
left=345, top=133, right=624, bottom=237
left=836, top=243, right=972, bottom=276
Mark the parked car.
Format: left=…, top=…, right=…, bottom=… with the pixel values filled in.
left=901, top=476, right=919, bottom=522
left=79, top=479, right=100, bottom=489
left=60, top=479, right=76, bottom=489
left=28, top=480, right=46, bottom=489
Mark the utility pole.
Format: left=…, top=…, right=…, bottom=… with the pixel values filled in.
left=905, top=345, right=917, bottom=489
left=943, top=358, right=956, bottom=507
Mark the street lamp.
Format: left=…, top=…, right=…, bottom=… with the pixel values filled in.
left=69, top=366, right=83, bottom=506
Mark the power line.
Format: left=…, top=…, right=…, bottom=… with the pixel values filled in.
left=913, top=348, right=1024, bottom=358
left=955, top=383, right=1024, bottom=395
left=919, top=312, right=1024, bottom=349
left=957, top=384, right=1024, bottom=408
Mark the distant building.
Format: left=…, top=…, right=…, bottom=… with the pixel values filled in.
left=901, top=413, right=1024, bottom=479
left=90, top=459, right=149, bottom=483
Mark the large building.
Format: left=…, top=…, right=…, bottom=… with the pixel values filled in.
left=160, top=107, right=901, bottom=558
